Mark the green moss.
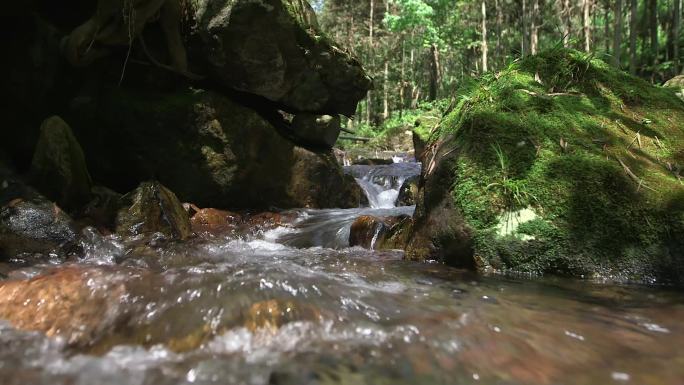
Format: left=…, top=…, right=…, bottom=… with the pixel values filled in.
left=439, top=47, right=684, bottom=282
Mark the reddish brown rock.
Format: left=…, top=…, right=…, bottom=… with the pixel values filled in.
left=0, top=266, right=137, bottom=346
left=349, top=215, right=412, bottom=250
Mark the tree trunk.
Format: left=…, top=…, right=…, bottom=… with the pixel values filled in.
left=604, top=3, right=610, bottom=53
left=563, top=0, right=572, bottom=47
left=583, top=0, right=592, bottom=52
left=367, top=0, right=374, bottom=125
left=675, top=0, right=681, bottom=74
left=613, top=0, right=623, bottom=67
left=482, top=0, right=488, bottom=72
left=522, top=0, right=528, bottom=56
left=428, top=44, right=440, bottom=101
left=531, top=0, right=539, bottom=55
left=383, top=60, right=389, bottom=120
left=630, top=0, right=638, bottom=74
left=650, top=0, right=659, bottom=69
left=495, top=0, right=503, bottom=68
left=400, top=38, right=405, bottom=118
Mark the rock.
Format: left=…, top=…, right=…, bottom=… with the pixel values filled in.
left=397, top=176, right=419, bottom=206
left=0, top=168, right=79, bottom=261
left=664, top=75, right=684, bottom=88
left=190, top=207, right=241, bottom=236
left=0, top=266, right=142, bottom=347
left=79, top=186, right=123, bottom=232
left=29, top=116, right=92, bottom=210
left=70, top=88, right=362, bottom=210
left=243, top=299, right=322, bottom=333
left=291, top=114, right=341, bottom=148
left=349, top=215, right=386, bottom=249
left=191, top=0, right=371, bottom=115
left=407, top=49, right=684, bottom=281
left=413, top=130, right=427, bottom=161
left=116, top=181, right=192, bottom=240
left=404, top=135, right=475, bottom=267
left=349, top=214, right=412, bottom=250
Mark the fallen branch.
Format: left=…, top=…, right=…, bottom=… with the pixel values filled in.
left=339, top=136, right=371, bottom=142
left=617, top=158, right=658, bottom=193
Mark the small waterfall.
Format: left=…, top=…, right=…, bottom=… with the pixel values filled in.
left=345, top=162, right=421, bottom=209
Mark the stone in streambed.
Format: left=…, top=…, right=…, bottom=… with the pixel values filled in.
left=397, top=175, right=419, bottom=206
left=349, top=214, right=412, bottom=250
left=0, top=266, right=131, bottom=346
left=0, top=166, right=79, bottom=261
left=116, top=181, right=192, bottom=240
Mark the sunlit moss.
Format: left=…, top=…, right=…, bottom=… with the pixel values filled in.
left=440, top=47, right=684, bottom=281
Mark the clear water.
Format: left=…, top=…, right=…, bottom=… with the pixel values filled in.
left=1, top=162, right=683, bottom=385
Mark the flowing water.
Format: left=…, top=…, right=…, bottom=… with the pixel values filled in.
left=1, top=163, right=684, bottom=385
left=344, top=162, right=421, bottom=209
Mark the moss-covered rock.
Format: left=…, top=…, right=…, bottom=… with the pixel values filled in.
left=29, top=116, right=92, bottom=211
left=407, top=48, right=684, bottom=283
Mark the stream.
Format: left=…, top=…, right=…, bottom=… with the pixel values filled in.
left=0, top=161, right=683, bottom=385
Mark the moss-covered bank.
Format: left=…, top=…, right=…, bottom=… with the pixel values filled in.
left=407, top=48, right=684, bottom=283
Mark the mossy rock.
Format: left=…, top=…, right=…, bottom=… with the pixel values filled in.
left=29, top=116, right=92, bottom=211
left=407, top=48, right=684, bottom=283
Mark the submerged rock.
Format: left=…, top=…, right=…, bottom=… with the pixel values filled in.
left=191, top=0, right=370, bottom=115
left=29, top=116, right=92, bottom=210
left=0, top=266, right=148, bottom=347
left=350, top=214, right=412, bottom=250
left=406, top=48, right=684, bottom=281
left=243, top=299, right=323, bottom=333
left=116, top=181, right=192, bottom=241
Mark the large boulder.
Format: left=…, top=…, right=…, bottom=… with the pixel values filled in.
left=116, top=181, right=192, bottom=240
left=29, top=116, right=92, bottom=210
left=191, top=0, right=371, bottom=115
left=70, top=87, right=362, bottom=210
left=406, top=49, right=684, bottom=282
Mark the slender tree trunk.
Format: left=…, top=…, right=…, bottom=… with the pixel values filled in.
left=613, top=0, right=623, bottom=67
left=675, top=0, right=681, bottom=74
left=429, top=44, right=440, bottom=101
left=604, top=3, right=610, bottom=53
left=400, top=38, right=405, bottom=118
left=531, top=0, right=539, bottom=55
left=522, top=0, right=528, bottom=56
left=495, top=0, right=503, bottom=68
left=630, top=0, right=638, bottom=74
left=563, top=0, right=572, bottom=47
left=583, top=0, right=592, bottom=52
left=367, top=0, right=374, bottom=125
left=650, top=0, right=659, bottom=69
left=383, top=61, right=389, bottom=120
left=482, top=0, right=489, bottom=72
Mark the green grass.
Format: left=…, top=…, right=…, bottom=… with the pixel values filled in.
left=438, top=47, right=684, bottom=282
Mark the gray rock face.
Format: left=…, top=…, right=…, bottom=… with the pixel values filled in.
left=192, top=0, right=371, bottom=115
